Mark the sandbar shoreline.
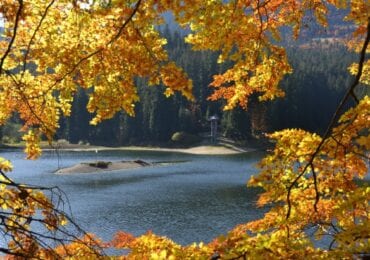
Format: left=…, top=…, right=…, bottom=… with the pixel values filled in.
left=39, top=142, right=260, bottom=155
left=2, top=143, right=262, bottom=174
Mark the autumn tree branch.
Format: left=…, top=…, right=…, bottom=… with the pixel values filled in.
left=0, top=0, right=23, bottom=75
left=49, top=0, right=142, bottom=91
left=0, top=2, right=145, bottom=256
left=107, top=0, right=142, bottom=46
left=22, top=0, right=56, bottom=74
left=0, top=168, right=104, bottom=258
left=0, top=171, right=92, bottom=253
left=1, top=0, right=143, bottom=153
left=286, top=18, right=370, bottom=219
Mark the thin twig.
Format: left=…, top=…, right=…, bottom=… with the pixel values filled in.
left=0, top=0, right=23, bottom=75
left=311, top=164, right=319, bottom=212
left=0, top=167, right=104, bottom=257
left=107, top=0, right=142, bottom=46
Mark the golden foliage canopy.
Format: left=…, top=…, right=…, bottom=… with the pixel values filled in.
left=0, top=0, right=369, bottom=258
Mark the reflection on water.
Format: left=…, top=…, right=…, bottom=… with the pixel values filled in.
left=0, top=149, right=266, bottom=245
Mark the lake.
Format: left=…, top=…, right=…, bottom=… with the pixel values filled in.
left=0, top=149, right=265, bottom=246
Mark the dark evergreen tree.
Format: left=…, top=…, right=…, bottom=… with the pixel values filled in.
left=58, top=31, right=355, bottom=146
left=67, top=88, right=92, bottom=144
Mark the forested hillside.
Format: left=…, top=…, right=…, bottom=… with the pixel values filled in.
left=0, top=29, right=359, bottom=146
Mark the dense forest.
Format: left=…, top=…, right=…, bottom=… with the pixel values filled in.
left=0, top=29, right=361, bottom=147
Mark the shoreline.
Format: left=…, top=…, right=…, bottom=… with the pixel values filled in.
left=49, top=144, right=256, bottom=155
left=2, top=143, right=260, bottom=155
left=2, top=142, right=263, bottom=174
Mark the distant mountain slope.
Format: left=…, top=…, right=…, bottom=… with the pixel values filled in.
left=298, top=7, right=353, bottom=42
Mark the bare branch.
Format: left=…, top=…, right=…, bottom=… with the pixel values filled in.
left=0, top=168, right=104, bottom=258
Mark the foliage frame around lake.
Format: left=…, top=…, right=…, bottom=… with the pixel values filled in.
left=0, top=0, right=369, bottom=258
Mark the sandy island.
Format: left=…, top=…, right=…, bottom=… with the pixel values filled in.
left=41, top=142, right=259, bottom=174
left=55, top=160, right=153, bottom=174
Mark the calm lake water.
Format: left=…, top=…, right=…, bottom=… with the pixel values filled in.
left=0, top=149, right=266, bottom=246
